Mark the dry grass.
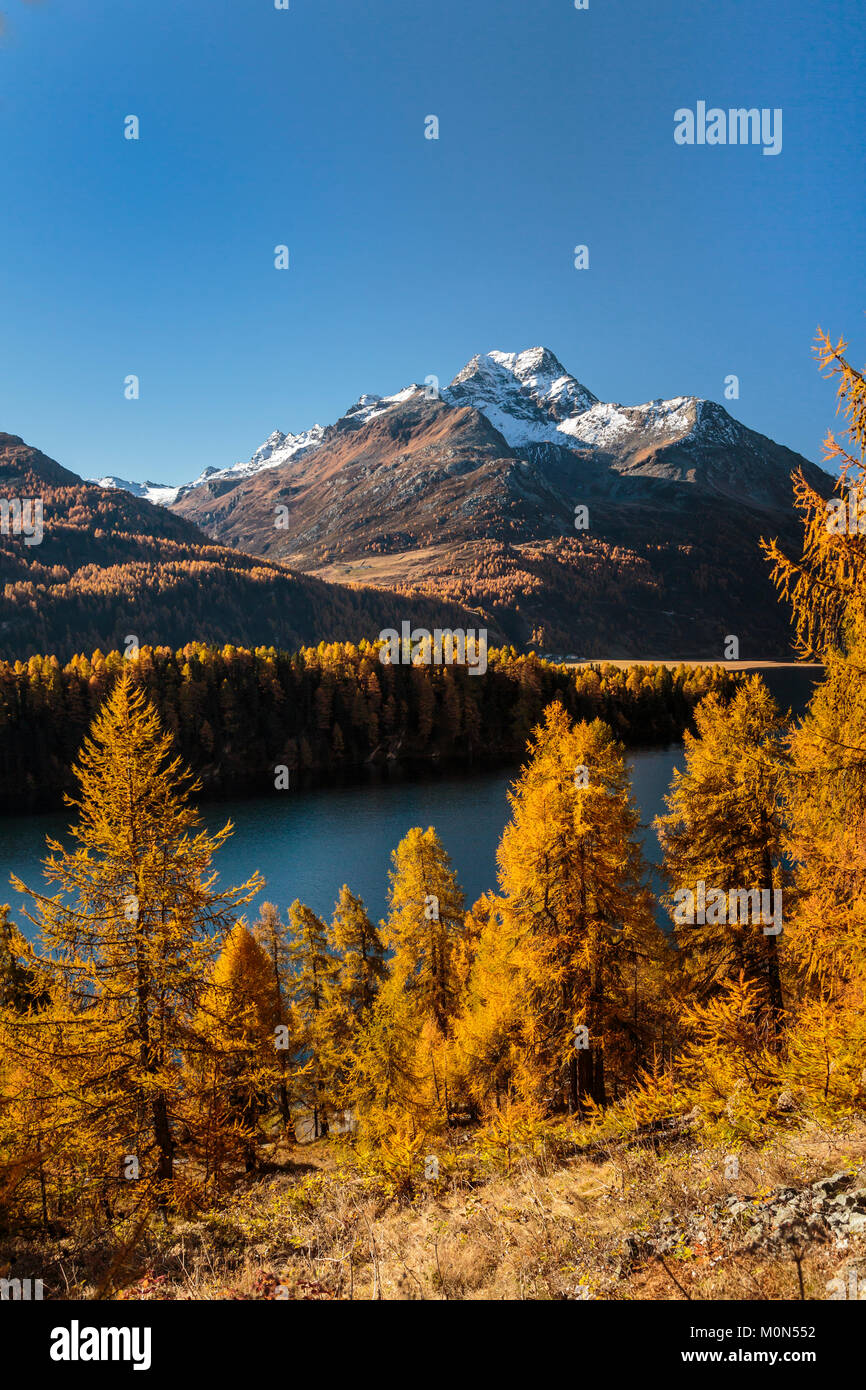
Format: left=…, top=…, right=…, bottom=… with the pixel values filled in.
left=10, top=1119, right=861, bottom=1302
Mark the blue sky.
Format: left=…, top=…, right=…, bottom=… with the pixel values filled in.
left=1, top=0, right=863, bottom=484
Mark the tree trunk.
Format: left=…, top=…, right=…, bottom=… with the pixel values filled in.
left=762, top=846, right=785, bottom=1044
left=568, top=1054, right=579, bottom=1113
left=591, top=1044, right=606, bottom=1106
left=577, top=1047, right=593, bottom=1112
left=152, top=1093, right=175, bottom=1183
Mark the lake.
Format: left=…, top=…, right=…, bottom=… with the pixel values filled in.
left=0, top=749, right=680, bottom=937
left=0, top=664, right=819, bottom=937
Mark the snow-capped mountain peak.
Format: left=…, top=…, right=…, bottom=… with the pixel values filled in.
left=443, top=350, right=750, bottom=456
left=87, top=347, right=755, bottom=509
left=487, top=346, right=596, bottom=411
left=443, top=346, right=599, bottom=448
left=183, top=424, right=326, bottom=491
left=250, top=430, right=290, bottom=466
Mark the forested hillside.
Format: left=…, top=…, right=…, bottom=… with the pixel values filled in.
left=0, top=643, right=735, bottom=811
left=0, top=434, right=488, bottom=662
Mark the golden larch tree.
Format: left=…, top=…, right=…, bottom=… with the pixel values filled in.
left=0, top=670, right=262, bottom=1218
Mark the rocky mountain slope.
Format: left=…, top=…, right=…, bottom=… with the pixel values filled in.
left=148, top=347, right=833, bottom=658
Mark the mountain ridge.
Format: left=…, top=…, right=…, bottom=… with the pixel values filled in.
left=25, top=343, right=838, bottom=658
left=153, top=347, right=832, bottom=657
left=92, top=346, right=818, bottom=508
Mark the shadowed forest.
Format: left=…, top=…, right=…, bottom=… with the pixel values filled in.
left=0, top=645, right=735, bottom=811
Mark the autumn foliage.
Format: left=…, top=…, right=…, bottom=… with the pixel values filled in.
left=1, top=330, right=865, bottom=1265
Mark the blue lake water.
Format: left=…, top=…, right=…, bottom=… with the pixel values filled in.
left=0, top=748, right=682, bottom=937
left=0, top=665, right=819, bottom=937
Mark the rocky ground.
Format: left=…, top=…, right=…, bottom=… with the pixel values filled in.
left=623, top=1164, right=866, bottom=1301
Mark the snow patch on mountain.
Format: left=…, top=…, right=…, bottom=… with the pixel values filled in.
left=342, top=385, right=423, bottom=426
left=91, top=476, right=183, bottom=506
left=561, top=397, right=699, bottom=450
